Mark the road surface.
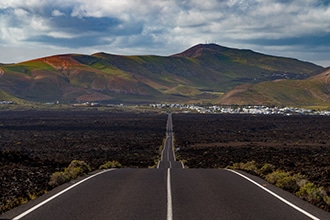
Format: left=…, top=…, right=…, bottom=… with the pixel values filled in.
left=157, top=113, right=184, bottom=169
left=1, top=114, right=329, bottom=220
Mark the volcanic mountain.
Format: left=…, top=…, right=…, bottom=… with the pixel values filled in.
left=0, top=44, right=326, bottom=107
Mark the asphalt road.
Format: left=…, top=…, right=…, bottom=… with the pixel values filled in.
left=158, top=113, right=184, bottom=169
left=1, top=114, right=330, bottom=220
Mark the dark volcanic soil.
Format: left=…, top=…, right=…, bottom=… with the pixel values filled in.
left=173, top=113, right=330, bottom=211
left=1, top=111, right=330, bottom=213
left=0, top=110, right=167, bottom=213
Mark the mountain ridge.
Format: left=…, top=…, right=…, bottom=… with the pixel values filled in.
left=0, top=44, right=327, bottom=108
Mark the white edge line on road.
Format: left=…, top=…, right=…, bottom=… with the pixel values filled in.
left=160, top=138, right=165, bottom=161
left=226, top=169, right=320, bottom=220
left=167, top=168, right=173, bottom=220
left=13, top=169, right=115, bottom=220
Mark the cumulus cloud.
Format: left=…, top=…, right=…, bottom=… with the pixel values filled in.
left=0, top=0, right=329, bottom=66
left=51, top=9, right=65, bottom=17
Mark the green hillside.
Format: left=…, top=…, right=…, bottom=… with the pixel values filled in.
left=0, top=44, right=324, bottom=104
left=219, top=68, right=330, bottom=109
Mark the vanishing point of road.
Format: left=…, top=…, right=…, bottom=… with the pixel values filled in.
left=1, top=113, right=329, bottom=220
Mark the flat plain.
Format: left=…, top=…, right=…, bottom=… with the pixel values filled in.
left=1, top=110, right=329, bottom=214
left=0, top=110, right=167, bottom=213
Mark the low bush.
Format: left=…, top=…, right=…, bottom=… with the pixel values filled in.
left=265, top=170, right=302, bottom=192
left=296, top=182, right=328, bottom=205
left=65, top=160, right=91, bottom=179
left=259, top=163, right=275, bottom=176
left=99, top=160, right=122, bottom=169
left=324, top=196, right=330, bottom=206
left=227, top=160, right=258, bottom=174
left=49, top=160, right=91, bottom=187
left=48, top=171, right=69, bottom=187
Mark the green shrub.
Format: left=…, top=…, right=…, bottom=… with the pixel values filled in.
left=296, top=182, right=330, bottom=206
left=259, top=163, right=275, bottom=176
left=324, top=196, right=330, bottom=205
left=227, top=162, right=241, bottom=170
left=265, top=170, right=290, bottom=184
left=49, top=171, right=69, bottom=187
left=227, top=160, right=258, bottom=173
left=99, top=160, right=122, bottom=169
left=65, top=160, right=91, bottom=179
left=296, top=182, right=325, bottom=203
left=49, top=160, right=91, bottom=187
left=276, top=175, right=300, bottom=192
left=241, top=160, right=258, bottom=172
left=265, top=170, right=302, bottom=192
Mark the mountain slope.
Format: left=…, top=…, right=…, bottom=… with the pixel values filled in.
left=219, top=68, right=330, bottom=108
left=174, top=44, right=319, bottom=73
left=0, top=44, right=324, bottom=104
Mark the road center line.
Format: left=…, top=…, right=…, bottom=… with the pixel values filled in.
left=167, top=168, right=173, bottom=220
left=226, top=169, right=320, bottom=220
left=12, top=169, right=115, bottom=220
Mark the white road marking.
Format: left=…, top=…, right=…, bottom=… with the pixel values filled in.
left=167, top=168, right=173, bottom=220
left=226, top=169, right=320, bottom=220
left=12, top=169, right=115, bottom=220
left=158, top=113, right=185, bottom=169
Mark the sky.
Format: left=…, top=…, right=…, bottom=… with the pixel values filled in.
left=1, top=0, right=330, bottom=67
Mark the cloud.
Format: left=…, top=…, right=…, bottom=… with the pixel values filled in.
left=51, top=9, right=65, bottom=17
left=0, top=0, right=329, bottom=66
